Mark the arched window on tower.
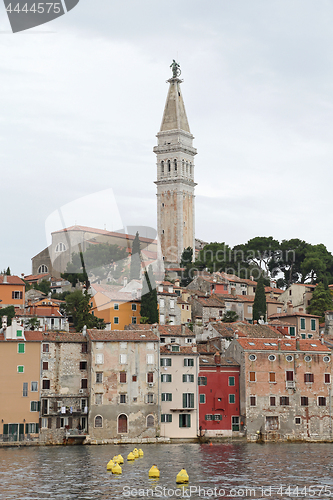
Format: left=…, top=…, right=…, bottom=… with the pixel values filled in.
left=168, top=160, right=171, bottom=173
left=189, top=163, right=192, bottom=177
left=161, top=161, right=164, bottom=175
left=182, top=160, right=185, bottom=175
left=174, top=159, right=177, bottom=171
left=186, top=162, right=189, bottom=176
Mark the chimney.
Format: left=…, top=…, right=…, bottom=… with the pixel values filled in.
left=321, top=337, right=324, bottom=345
left=278, top=341, right=281, bottom=351
left=3, top=275, right=7, bottom=283
left=181, top=324, right=185, bottom=335
left=296, top=339, right=300, bottom=350
left=214, top=353, right=221, bottom=365
left=287, top=301, right=293, bottom=314
left=250, top=276, right=254, bottom=281
left=270, top=291, right=274, bottom=299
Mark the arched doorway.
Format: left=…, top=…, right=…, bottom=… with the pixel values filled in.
left=118, top=414, right=128, bottom=433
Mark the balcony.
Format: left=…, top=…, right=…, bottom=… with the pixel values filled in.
left=286, top=381, right=296, bottom=390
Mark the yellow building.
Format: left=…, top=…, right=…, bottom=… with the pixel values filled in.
left=90, top=284, right=141, bottom=330
left=0, top=319, right=42, bottom=442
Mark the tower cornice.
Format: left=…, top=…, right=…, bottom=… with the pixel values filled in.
left=153, top=144, right=197, bottom=156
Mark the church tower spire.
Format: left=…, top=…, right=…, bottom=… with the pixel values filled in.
left=154, top=61, right=197, bottom=264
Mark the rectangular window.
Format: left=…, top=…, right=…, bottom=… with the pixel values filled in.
left=269, top=372, right=276, bottom=383
left=295, top=417, right=301, bottom=425
left=289, top=326, right=295, bottom=336
left=30, top=401, right=40, bottom=412
left=161, top=374, right=172, bottom=382
left=249, top=372, right=256, bottom=382
left=325, top=374, right=331, bottom=384
left=205, top=414, right=213, bottom=420
left=160, top=358, right=171, bottom=367
left=16, top=330, right=23, bottom=337
left=184, top=358, right=194, bottom=367
left=182, top=374, right=194, bottom=383
left=120, top=372, right=127, bottom=383
left=179, top=414, right=191, bottom=428
left=232, top=416, right=240, bottom=431
left=114, top=303, right=119, bottom=310
left=228, top=376, right=235, bottom=386
left=199, top=394, right=206, bottom=404
left=95, top=393, right=102, bottom=405
left=131, top=303, right=137, bottom=311
left=213, top=414, right=222, bottom=421
left=286, top=371, right=294, bottom=381
left=12, top=291, right=23, bottom=299
left=31, top=381, right=38, bottom=392
left=81, top=379, right=88, bottom=389
left=25, top=423, right=39, bottom=434
left=42, top=361, right=48, bottom=370
left=318, top=397, right=326, bottom=406
left=41, top=418, right=48, bottom=429
left=131, top=317, right=137, bottom=324
left=250, top=396, right=256, bottom=406
left=301, top=396, right=309, bottom=406
left=80, top=361, right=87, bottom=370
left=132, top=375, right=137, bottom=382
left=300, top=318, right=306, bottom=330
left=42, top=380, right=50, bottom=390
left=43, top=344, right=49, bottom=353
left=161, top=393, right=172, bottom=401
left=198, top=376, right=207, bottom=386
left=229, top=394, right=235, bottom=404
left=280, top=396, right=289, bottom=406
left=161, top=414, right=172, bottom=423
left=96, top=354, right=104, bottom=365
left=311, top=319, right=316, bottom=331
left=147, top=372, right=154, bottom=383
left=170, top=300, right=174, bottom=309
left=81, top=343, right=88, bottom=353
left=119, top=394, right=127, bottom=404
left=183, top=393, right=194, bottom=408
left=147, top=354, right=154, bottom=364
left=147, top=393, right=154, bottom=403
left=17, top=365, right=24, bottom=373
left=114, top=317, right=119, bottom=324
left=270, top=396, right=276, bottom=406
left=120, top=354, right=127, bottom=364
left=23, top=382, right=28, bottom=397
left=18, top=343, right=25, bottom=354
left=171, top=345, right=179, bottom=352
left=304, top=373, right=314, bottom=383
left=96, top=372, right=103, bottom=383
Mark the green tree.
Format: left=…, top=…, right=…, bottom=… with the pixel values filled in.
left=222, top=310, right=239, bottom=323
left=64, top=290, right=105, bottom=332
left=0, top=306, right=15, bottom=326
left=180, top=247, right=193, bottom=286
left=140, top=265, right=158, bottom=324
left=34, top=279, right=51, bottom=295
left=25, top=317, right=40, bottom=330
left=300, top=244, right=333, bottom=284
left=130, top=232, right=141, bottom=280
left=252, top=275, right=267, bottom=322
left=307, top=282, right=333, bottom=322
left=5, top=267, right=11, bottom=276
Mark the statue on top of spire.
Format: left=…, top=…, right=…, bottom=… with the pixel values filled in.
left=170, top=60, right=181, bottom=78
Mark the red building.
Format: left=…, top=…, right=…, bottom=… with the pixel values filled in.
left=198, top=351, right=241, bottom=437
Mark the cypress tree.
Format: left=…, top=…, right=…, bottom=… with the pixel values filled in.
left=140, top=265, right=159, bottom=324
left=252, top=275, right=267, bottom=322
left=130, top=231, right=141, bottom=280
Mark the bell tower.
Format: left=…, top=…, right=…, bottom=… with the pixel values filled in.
left=154, top=61, right=197, bottom=264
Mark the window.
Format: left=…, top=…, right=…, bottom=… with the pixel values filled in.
left=147, top=415, right=154, bottom=427
left=159, top=299, right=165, bottom=308
left=147, top=394, right=154, bottom=404
left=81, top=379, right=88, bottom=389
left=247, top=306, right=252, bottom=314
left=268, top=354, right=276, bottom=361
left=119, top=394, right=127, bottom=404
left=280, top=396, right=289, bottom=406
left=26, top=423, right=39, bottom=434
left=184, top=358, right=194, bottom=367
left=81, top=343, right=88, bottom=353
left=132, top=375, right=137, bottom=382
left=43, top=344, right=49, bottom=353
left=147, top=372, right=154, bottom=383
left=323, top=356, right=331, bottom=363
left=311, top=319, right=316, bottom=331
left=132, top=317, right=137, bottom=324
left=300, top=318, right=305, bottom=330
left=229, top=394, right=235, bottom=404
left=120, top=354, right=127, bottom=364
left=270, top=396, right=276, bottom=406
left=161, top=414, right=172, bottom=423
left=250, top=396, right=256, bottom=406
left=95, top=393, right=102, bottom=405
left=160, top=337, right=165, bottom=344
left=229, top=376, right=235, bottom=386
left=161, top=374, right=172, bottom=382
left=304, top=355, right=312, bottom=362
left=55, top=242, right=67, bottom=252
left=289, top=326, right=295, bottom=337
left=114, top=303, right=119, bottom=310
left=18, top=343, right=25, bottom=354
left=170, top=338, right=176, bottom=343
left=81, top=399, right=87, bottom=413
left=318, top=397, right=326, bottom=406
left=199, top=394, right=206, bottom=404
left=131, top=303, right=137, bottom=311
left=301, top=397, right=309, bottom=406
left=38, top=265, right=48, bottom=274
left=80, top=361, right=87, bottom=370
left=171, top=345, right=179, bottom=352
left=269, top=372, right=276, bottom=383
left=265, top=416, right=279, bottom=431
left=147, top=354, right=154, bottom=364
left=179, top=414, right=191, bottom=428
left=23, top=382, right=28, bottom=397
left=205, top=414, right=213, bottom=420
left=232, top=416, right=240, bottom=431
left=249, top=354, right=256, bottom=361
left=160, top=358, right=171, bottom=367
left=295, top=417, right=301, bottom=425
left=42, top=380, right=50, bottom=390
left=30, top=401, right=40, bottom=412
left=249, top=372, right=256, bottom=382
left=114, top=317, right=119, bottom=324
left=160, top=314, right=165, bottom=324
left=94, top=415, right=103, bottom=428
left=185, top=338, right=193, bottom=343
left=16, top=330, right=23, bottom=337
left=12, top=291, right=23, bottom=300
left=43, top=361, right=48, bottom=370
left=183, top=374, right=194, bottom=383
left=286, top=355, right=293, bottom=362
left=161, top=393, right=172, bottom=401
left=96, top=354, right=104, bottom=365
left=120, top=372, right=127, bottom=383
left=198, top=377, right=207, bottom=386
left=183, top=393, right=194, bottom=408
left=41, top=418, right=48, bottom=429
left=17, top=365, right=24, bottom=373
left=325, top=374, right=331, bottom=384
left=304, top=373, right=314, bottom=383
left=96, top=372, right=103, bottom=383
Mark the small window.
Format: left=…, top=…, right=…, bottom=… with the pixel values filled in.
left=304, top=373, right=314, bottom=383
left=301, top=396, right=309, bottom=406
left=214, top=414, right=222, bottom=421
left=205, top=414, right=213, bottom=420
left=96, top=372, right=103, bottom=383
left=249, top=354, right=256, bottom=361
left=161, top=393, right=172, bottom=401
left=80, top=361, right=87, bottom=370
left=198, top=377, right=207, bottom=386
left=289, top=326, right=295, bottom=336
left=119, top=394, right=127, bottom=404
left=171, top=345, right=179, bottom=352
left=43, top=361, right=48, bottom=370
left=38, top=265, right=48, bottom=274
left=295, top=417, right=301, bottom=425
left=270, top=396, right=276, bottom=406
left=161, top=414, right=172, bottom=423
left=304, top=355, right=312, bottom=362
left=300, top=318, right=306, bottom=330
left=120, top=354, right=127, bottom=364
left=114, top=317, right=119, bottom=324
left=96, top=354, right=104, bottom=365
left=81, top=343, right=88, bottom=353
left=286, top=355, right=293, bottom=362
left=120, top=372, right=127, bottom=383
left=160, top=358, right=171, bottom=367
left=30, top=401, right=40, bottom=412
left=311, top=319, right=316, bottom=331
left=184, top=358, right=194, bottom=367
left=268, top=354, right=276, bottom=362
left=95, top=393, right=102, bottom=405
left=147, top=393, right=154, bottom=404
left=131, top=317, right=137, bottom=324
left=31, top=381, right=38, bottom=392
left=131, top=303, right=137, bottom=311
left=229, top=376, right=235, bottom=386
left=325, top=373, right=331, bottom=384
left=147, top=372, right=154, bottom=383
left=42, top=379, right=50, bottom=390
left=323, top=356, right=331, bottom=363
left=269, top=372, right=276, bottom=383
left=16, top=330, right=23, bottom=337
left=182, top=374, right=194, bottom=383
left=132, top=375, right=137, bottom=382
left=318, top=397, right=326, bottom=407
left=114, top=303, right=119, bottom=310
left=179, top=414, right=191, bottom=428
left=199, top=394, right=206, bottom=404
left=280, top=396, right=289, bottom=406
left=81, top=379, right=88, bottom=389
left=43, top=344, right=49, bottom=353
left=229, top=394, right=235, bottom=404
left=18, top=343, right=25, bottom=354
left=17, top=365, right=24, bottom=373
left=161, top=374, right=172, bottom=382
left=94, top=415, right=103, bottom=428
left=23, top=382, right=28, bottom=397
left=250, top=396, right=256, bottom=406
left=249, top=372, right=256, bottom=382
left=147, top=354, right=154, bottom=364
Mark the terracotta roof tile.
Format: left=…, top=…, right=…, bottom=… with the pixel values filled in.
left=42, top=332, right=86, bottom=342
left=235, top=337, right=330, bottom=352
left=87, top=329, right=159, bottom=342
left=0, top=275, right=25, bottom=285
left=160, top=345, right=198, bottom=354
left=158, top=325, right=194, bottom=337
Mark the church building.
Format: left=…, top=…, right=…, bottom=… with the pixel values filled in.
left=154, top=62, right=197, bottom=265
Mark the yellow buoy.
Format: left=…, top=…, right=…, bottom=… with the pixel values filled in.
left=127, top=452, right=135, bottom=461
left=176, top=469, right=189, bottom=484
left=117, top=454, right=124, bottom=464
left=107, top=460, right=114, bottom=471
left=149, top=465, right=160, bottom=478
left=133, top=448, right=139, bottom=458
left=138, top=449, right=144, bottom=457
left=113, top=455, right=119, bottom=463
left=112, top=462, right=122, bottom=474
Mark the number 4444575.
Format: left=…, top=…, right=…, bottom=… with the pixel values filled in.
left=6, top=3, right=61, bottom=14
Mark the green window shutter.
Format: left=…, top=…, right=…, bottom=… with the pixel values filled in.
left=25, top=423, right=28, bottom=434
left=200, top=394, right=205, bottom=403
left=190, top=393, right=194, bottom=408
left=3, top=424, right=8, bottom=435
left=18, top=343, right=25, bottom=354
left=301, top=334, right=306, bottom=339
left=186, top=414, right=191, bottom=427
left=36, top=423, right=39, bottom=433
left=37, top=401, right=41, bottom=411
left=183, top=393, right=186, bottom=408
left=289, top=326, right=295, bottom=336
left=300, top=318, right=305, bottom=330
left=229, top=376, right=235, bottom=386
left=182, top=374, right=186, bottom=382
left=229, top=394, right=235, bottom=404
left=311, top=319, right=316, bottom=331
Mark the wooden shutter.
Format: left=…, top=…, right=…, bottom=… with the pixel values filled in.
left=48, top=418, right=52, bottom=429
left=183, top=393, right=186, bottom=408
left=56, top=417, right=60, bottom=429
left=3, top=424, right=8, bottom=435
left=190, top=393, right=194, bottom=408
left=25, top=423, right=28, bottom=434
left=39, top=418, right=42, bottom=429
left=19, top=423, right=24, bottom=436
left=68, top=417, right=73, bottom=429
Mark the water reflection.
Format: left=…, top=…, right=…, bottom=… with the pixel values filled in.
left=0, top=443, right=332, bottom=499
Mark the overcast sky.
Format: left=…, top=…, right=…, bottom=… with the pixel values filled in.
left=1, top=0, right=333, bottom=275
